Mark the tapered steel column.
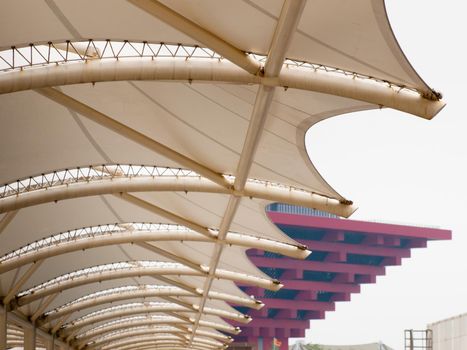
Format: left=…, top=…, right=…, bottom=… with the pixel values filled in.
left=0, top=307, right=6, bottom=350
left=44, top=334, right=55, bottom=350
left=24, top=324, right=36, bottom=350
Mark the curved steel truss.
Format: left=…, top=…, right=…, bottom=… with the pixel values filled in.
left=16, top=260, right=281, bottom=305
left=83, top=325, right=229, bottom=350
left=0, top=40, right=442, bottom=101
left=93, top=335, right=221, bottom=350
left=0, top=52, right=445, bottom=119
left=0, top=41, right=221, bottom=71
left=61, top=301, right=248, bottom=335
left=74, top=315, right=239, bottom=341
left=0, top=164, right=313, bottom=350
left=85, top=326, right=186, bottom=348
left=72, top=315, right=232, bottom=348
left=41, top=284, right=262, bottom=325
left=0, top=164, right=351, bottom=216
left=0, top=222, right=307, bottom=273
left=0, top=165, right=198, bottom=199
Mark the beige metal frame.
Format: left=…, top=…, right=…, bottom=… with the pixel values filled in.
left=0, top=54, right=443, bottom=118
left=41, top=284, right=262, bottom=325
left=59, top=302, right=247, bottom=336
left=15, top=261, right=281, bottom=306
left=0, top=164, right=355, bottom=217
left=72, top=316, right=232, bottom=347
left=186, top=1, right=307, bottom=343
left=0, top=223, right=308, bottom=275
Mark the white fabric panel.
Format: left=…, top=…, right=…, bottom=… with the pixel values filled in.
left=19, top=276, right=155, bottom=317
left=159, top=0, right=278, bottom=54
left=0, top=82, right=374, bottom=198
left=16, top=246, right=163, bottom=291
left=0, top=197, right=121, bottom=256
left=0, top=0, right=71, bottom=49
left=0, top=0, right=194, bottom=49
left=38, top=280, right=165, bottom=318
left=0, top=1, right=431, bottom=91
left=60, top=81, right=246, bottom=181
left=289, top=1, right=427, bottom=87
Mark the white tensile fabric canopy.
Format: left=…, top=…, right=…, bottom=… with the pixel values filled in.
left=0, top=1, right=444, bottom=350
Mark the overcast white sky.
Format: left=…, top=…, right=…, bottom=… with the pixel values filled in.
left=296, top=1, right=467, bottom=349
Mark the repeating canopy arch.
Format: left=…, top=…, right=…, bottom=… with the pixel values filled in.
left=0, top=1, right=444, bottom=349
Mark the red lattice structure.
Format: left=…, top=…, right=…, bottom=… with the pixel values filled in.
left=232, top=207, right=451, bottom=350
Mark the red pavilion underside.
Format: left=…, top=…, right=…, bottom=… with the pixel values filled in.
left=230, top=211, right=451, bottom=350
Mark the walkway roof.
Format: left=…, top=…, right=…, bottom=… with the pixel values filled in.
left=0, top=1, right=444, bottom=349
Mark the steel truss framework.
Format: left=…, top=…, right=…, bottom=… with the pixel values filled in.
left=0, top=165, right=313, bottom=350
left=72, top=316, right=232, bottom=349
left=95, top=335, right=221, bottom=350
left=71, top=319, right=238, bottom=350
left=0, top=215, right=306, bottom=349
left=84, top=326, right=227, bottom=350
left=15, top=260, right=280, bottom=304
left=0, top=43, right=445, bottom=119
left=0, top=221, right=308, bottom=272
left=0, top=39, right=441, bottom=100
left=60, top=301, right=244, bottom=336
left=0, top=0, right=446, bottom=349
left=0, top=164, right=351, bottom=216
left=40, top=284, right=261, bottom=325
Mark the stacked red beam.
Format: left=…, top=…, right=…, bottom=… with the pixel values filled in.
left=231, top=211, right=451, bottom=350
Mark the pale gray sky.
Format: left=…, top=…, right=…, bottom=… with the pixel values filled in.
left=299, top=1, right=467, bottom=349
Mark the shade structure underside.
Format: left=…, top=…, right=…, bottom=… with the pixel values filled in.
left=0, top=1, right=444, bottom=349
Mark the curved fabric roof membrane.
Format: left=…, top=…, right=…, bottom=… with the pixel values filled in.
left=0, top=1, right=444, bottom=349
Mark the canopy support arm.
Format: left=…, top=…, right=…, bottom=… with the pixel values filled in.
left=0, top=225, right=308, bottom=276
left=127, top=0, right=262, bottom=75
left=16, top=264, right=278, bottom=307
left=31, top=293, right=58, bottom=323
left=150, top=275, right=199, bottom=296
left=86, top=329, right=189, bottom=350
left=0, top=171, right=354, bottom=217
left=0, top=57, right=443, bottom=119
left=3, top=261, right=44, bottom=305
left=42, top=284, right=262, bottom=327
left=189, top=0, right=305, bottom=342
left=136, top=241, right=204, bottom=273
left=61, top=303, right=249, bottom=336
left=116, top=193, right=215, bottom=237
left=35, top=87, right=230, bottom=189
left=0, top=305, right=69, bottom=350
left=0, top=210, right=18, bottom=236
left=51, top=314, right=71, bottom=334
